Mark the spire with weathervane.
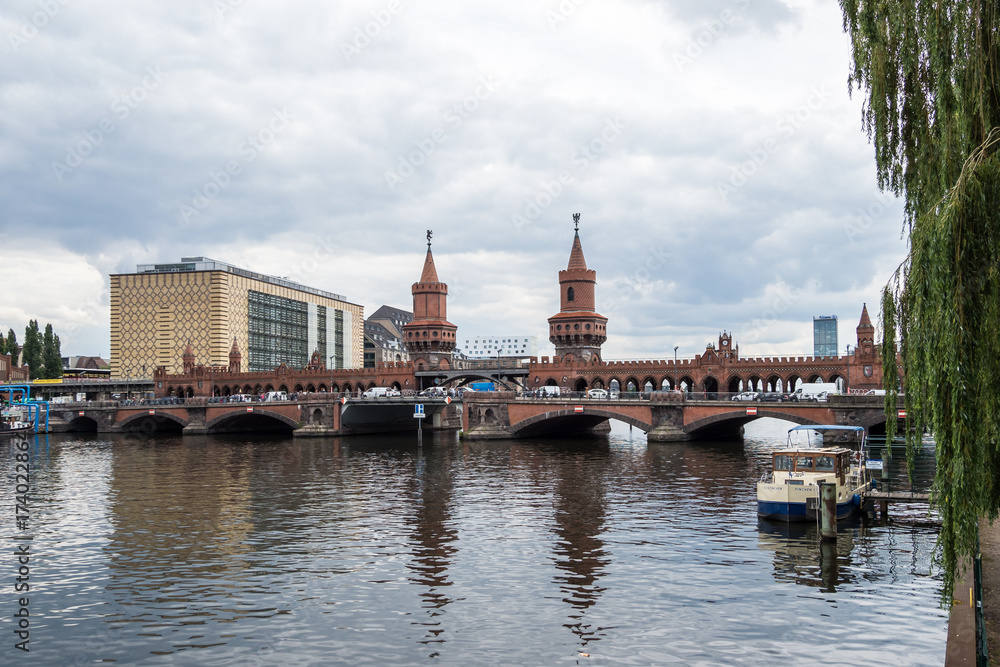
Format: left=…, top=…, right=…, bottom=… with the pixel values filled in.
left=403, top=230, right=458, bottom=369
left=548, top=214, right=608, bottom=363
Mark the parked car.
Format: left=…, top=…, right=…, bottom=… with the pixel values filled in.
left=731, top=391, right=758, bottom=401
left=755, top=392, right=787, bottom=402
left=587, top=388, right=609, bottom=399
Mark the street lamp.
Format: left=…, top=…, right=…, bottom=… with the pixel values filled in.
left=845, top=344, right=852, bottom=394
left=673, top=345, right=679, bottom=391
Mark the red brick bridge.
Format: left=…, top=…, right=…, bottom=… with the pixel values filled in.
left=463, top=392, right=897, bottom=441
left=48, top=396, right=461, bottom=437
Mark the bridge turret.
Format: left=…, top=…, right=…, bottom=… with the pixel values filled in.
left=547, top=214, right=608, bottom=363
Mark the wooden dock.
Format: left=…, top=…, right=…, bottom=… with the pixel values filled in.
left=868, top=490, right=931, bottom=502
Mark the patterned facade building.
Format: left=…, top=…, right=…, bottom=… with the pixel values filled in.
left=110, top=257, right=363, bottom=378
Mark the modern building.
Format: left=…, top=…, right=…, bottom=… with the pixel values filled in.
left=110, top=257, right=363, bottom=377
left=547, top=216, right=608, bottom=362
left=813, top=315, right=838, bottom=357
left=462, top=335, right=538, bottom=359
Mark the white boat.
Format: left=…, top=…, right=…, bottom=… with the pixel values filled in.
left=0, top=408, right=34, bottom=436
left=757, top=425, right=872, bottom=522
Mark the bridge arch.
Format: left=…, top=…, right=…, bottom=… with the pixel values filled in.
left=67, top=415, right=99, bottom=432
left=205, top=408, right=298, bottom=434
left=510, top=408, right=652, bottom=438
left=642, top=377, right=656, bottom=393
left=787, top=374, right=802, bottom=391
left=661, top=377, right=675, bottom=390
left=574, top=378, right=588, bottom=392
left=118, top=411, right=188, bottom=433
left=685, top=409, right=823, bottom=439
left=726, top=375, right=742, bottom=393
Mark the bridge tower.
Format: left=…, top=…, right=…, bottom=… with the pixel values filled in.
left=547, top=214, right=608, bottom=362
left=403, top=230, right=458, bottom=370
left=855, top=303, right=875, bottom=359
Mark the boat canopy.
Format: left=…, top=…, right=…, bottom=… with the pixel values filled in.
left=787, top=425, right=864, bottom=433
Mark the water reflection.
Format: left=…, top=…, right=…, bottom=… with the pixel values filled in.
left=405, top=444, right=459, bottom=653
left=757, top=520, right=857, bottom=592
left=525, top=441, right=612, bottom=647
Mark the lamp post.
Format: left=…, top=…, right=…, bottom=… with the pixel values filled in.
left=673, top=345, right=679, bottom=391
left=845, top=344, right=852, bottom=394
left=496, top=348, right=502, bottom=389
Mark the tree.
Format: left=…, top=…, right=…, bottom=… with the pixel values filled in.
left=21, top=320, right=43, bottom=380
left=5, top=328, right=17, bottom=361
left=839, top=0, right=1000, bottom=595
left=42, top=323, right=62, bottom=379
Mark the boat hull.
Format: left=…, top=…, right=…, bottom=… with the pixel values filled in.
left=757, top=497, right=861, bottom=522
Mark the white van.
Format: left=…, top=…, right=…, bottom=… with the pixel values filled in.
left=264, top=391, right=288, bottom=401
left=538, top=386, right=561, bottom=397
left=790, top=383, right=841, bottom=402
left=363, top=387, right=390, bottom=398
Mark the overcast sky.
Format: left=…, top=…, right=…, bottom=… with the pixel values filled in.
left=0, top=0, right=908, bottom=364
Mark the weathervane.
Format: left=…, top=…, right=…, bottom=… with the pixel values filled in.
left=427, top=229, right=433, bottom=249
left=572, top=213, right=580, bottom=231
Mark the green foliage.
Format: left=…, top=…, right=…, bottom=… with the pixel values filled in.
left=5, top=329, right=16, bottom=359
left=21, top=320, right=42, bottom=380
left=42, top=323, right=62, bottom=380
left=840, top=0, right=1000, bottom=597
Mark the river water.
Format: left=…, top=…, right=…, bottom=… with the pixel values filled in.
left=2, top=420, right=945, bottom=665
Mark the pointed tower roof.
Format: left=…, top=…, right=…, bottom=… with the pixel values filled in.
left=567, top=230, right=588, bottom=271
left=420, top=248, right=439, bottom=283
left=858, top=303, right=873, bottom=329
left=419, top=229, right=440, bottom=283
left=230, top=337, right=240, bottom=354
left=183, top=341, right=194, bottom=356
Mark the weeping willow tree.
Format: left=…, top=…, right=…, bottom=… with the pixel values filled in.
left=839, top=1, right=1000, bottom=595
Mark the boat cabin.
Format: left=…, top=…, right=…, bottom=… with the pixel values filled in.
left=770, top=447, right=853, bottom=486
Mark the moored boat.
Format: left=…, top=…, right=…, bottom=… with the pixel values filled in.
left=0, top=408, right=35, bottom=436
left=757, top=425, right=872, bottom=522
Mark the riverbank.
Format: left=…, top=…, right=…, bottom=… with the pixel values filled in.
left=980, top=517, right=1000, bottom=663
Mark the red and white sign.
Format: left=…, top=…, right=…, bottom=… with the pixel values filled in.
left=247, top=407, right=254, bottom=412
left=746, top=407, right=757, bottom=416
left=574, top=406, right=584, bottom=413
left=148, top=410, right=155, bottom=415
left=445, top=396, right=452, bottom=404
left=341, top=397, right=347, bottom=405
left=78, top=411, right=85, bottom=416
left=898, top=409, right=906, bottom=418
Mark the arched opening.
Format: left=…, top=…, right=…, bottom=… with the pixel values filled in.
left=830, top=374, right=845, bottom=392
left=807, top=374, right=824, bottom=384
left=311, top=408, right=323, bottom=423
left=703, top=376, right=719, bottom=398
left=680, top=376, right=695, bottom=393
left=642, top=377, right=656, bottom=393
left=661, top=377, right=674, bottom=390
left=625, top=378, right=639, bottom=394
left=726, top=376, right=742, bottom=393
left=342, top=383, right=353, bottom=393
left=223, top=386, right=232, bottom=396
left=294, top=384, right=304, bottom=392
left=184, top=386, right=194, bottom=398
left=306, top=383, right=316, bottom=392
left=391, top=381, right=402, bottom=390
left=747, top=376, right=763, bottom=392
left=67, top=416, right=98, bottom=432
left=609, top=379, right=621, bottom=394
left=567, top=286, right=575, bottom=302
left=591, top=378, right=605, bottom=389
left=787, top=375, right=802, bottom=392
left=545, top=378, right=559, bottom=386
left=574, top=378, right=588, bottom=392
left=766, top=375, right=782, bottom=392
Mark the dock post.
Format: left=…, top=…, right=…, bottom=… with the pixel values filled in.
left=819, top=482, right=837, bottom=541
left=881, top=449, right=890, bottom=480
left=417, top=421, right=423, bottom=447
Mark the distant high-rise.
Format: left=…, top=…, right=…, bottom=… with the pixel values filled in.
left=813, top=315, right=838, bottom=357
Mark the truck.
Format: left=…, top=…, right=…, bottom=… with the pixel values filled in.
left=468, top=381, right=495, bottom=392
left=790, top=382, right=841, bottom=402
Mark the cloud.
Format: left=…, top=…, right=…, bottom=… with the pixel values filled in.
left=0, top=0, right=907, bottom=361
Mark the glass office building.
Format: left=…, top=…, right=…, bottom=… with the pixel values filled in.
left=813, top=315, right=838, bottom=357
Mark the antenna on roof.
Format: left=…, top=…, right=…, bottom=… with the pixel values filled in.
left=572, top=213, right=580, bottom=231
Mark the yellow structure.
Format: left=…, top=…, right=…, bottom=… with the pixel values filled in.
left=110, top=257, right=363, bottom=378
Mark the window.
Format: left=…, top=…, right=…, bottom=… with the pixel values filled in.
left=567, top=287, right=575, bottom=302
left=795, top=456, right=814, bottom=470
left=774, top=455, right=793, bottom=471
left=815, top=456, right=835, bottom=471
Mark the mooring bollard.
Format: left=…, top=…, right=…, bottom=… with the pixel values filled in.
left=820, top=481, right=837, bottom=541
